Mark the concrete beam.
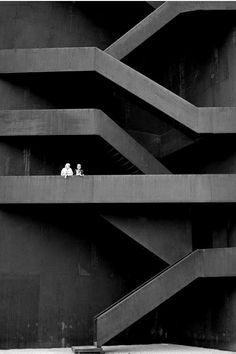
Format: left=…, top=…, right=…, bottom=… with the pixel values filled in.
left=0, top=47, right=95, bottom=73
left=105, top=1, right=236, bottom=60
left=95, top=48, right=199, bottom=132
left=201, top=247, right=236, bottom=277
left=0, top=175, right=235, bottom=204
left=198, top=107, right=236, bottom=134
left=0, top=109, right=169, bottom=174
left=0, top=48, right=235, bottom=134
left=94, top=247, right=236, bottom=346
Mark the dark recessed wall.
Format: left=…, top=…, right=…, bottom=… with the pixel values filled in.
left=163, top=135, right=236, bottom=174
left=0, top=72, right=172, bottom=137
left=0, top=205, right=165, bottom=348
left=155, top=278, right=236, bottom=351
left=125, top=11, right=236, bottom=107
left=104, top=277, right=236, bottom=351
left=0, top=136, right=142, bottom=176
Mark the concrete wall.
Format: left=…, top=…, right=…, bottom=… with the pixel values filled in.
left=0, top=205, right=165, bottom=348
left=113, top=277, right=236, bottom=351
left=163, top=135, right=236, bottom=174
left=125, top=10, right=236, bottom=107
left=0, top=136, right=139, bottom=176
left=191, top=205, right=236, bottom=249
left=155, top=278, right=236, bottom=351
left=103, top=205, right=192, bottom=264
left=0, top=2, right=152, bottom=50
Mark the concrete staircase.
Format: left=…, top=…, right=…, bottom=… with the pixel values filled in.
left=0, top=108, right=168, bottom=174
left=0, top=8, right=236, bottom=348
left=0, top=48, right=236, bottom=133
left=94, top=247, right=236, bottom=346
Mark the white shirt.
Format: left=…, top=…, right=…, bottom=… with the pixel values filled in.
left=61, top=167, right=73, bottom=177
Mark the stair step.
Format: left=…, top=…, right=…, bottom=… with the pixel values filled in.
left=120, top=160, right=132, bottom=168
left=115, top=156, right=126, bottom=163
left=72, top=347, right=104, bottom=354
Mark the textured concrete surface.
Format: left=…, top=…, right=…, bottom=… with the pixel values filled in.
left=0, top=175, right=236, bottom=204
left=0, top=2, right=152, bottom=50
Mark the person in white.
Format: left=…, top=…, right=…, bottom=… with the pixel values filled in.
left=61, top=163, right=73, bottom=178
left=75, top=163, right=84, bottom=176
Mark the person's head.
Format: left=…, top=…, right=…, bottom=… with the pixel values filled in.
left=65, top=163, right=70, bottom=169
left=77, top=164, right=81, bottom=170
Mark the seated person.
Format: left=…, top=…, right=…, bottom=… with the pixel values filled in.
left=61, top=163, right=73, bottom=178
left=75, top=163, right=84, bottom=176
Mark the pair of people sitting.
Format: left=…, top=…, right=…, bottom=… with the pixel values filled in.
left=61, top=163, right=84, bottom=178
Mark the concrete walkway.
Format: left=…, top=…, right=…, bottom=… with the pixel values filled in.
left=0, top=344, right=233, bottom=354
left=104, top=344, right=234, bottom=354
